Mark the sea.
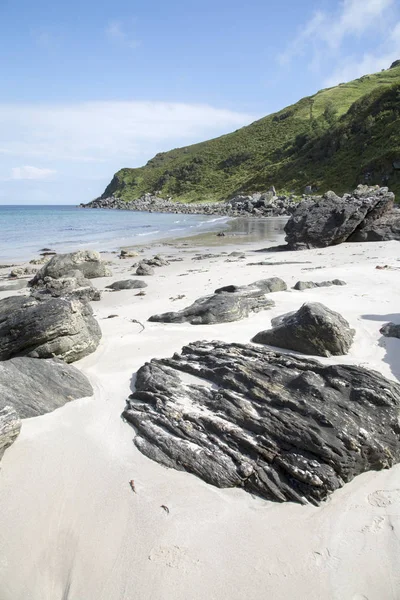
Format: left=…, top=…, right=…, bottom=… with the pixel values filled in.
left=0, top=205, right=231, bottom=262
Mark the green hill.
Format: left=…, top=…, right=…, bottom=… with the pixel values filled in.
left=100, top=62, right=400, bottom=202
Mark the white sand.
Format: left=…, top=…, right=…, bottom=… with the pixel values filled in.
left=1, top=237, right=400, bottom=599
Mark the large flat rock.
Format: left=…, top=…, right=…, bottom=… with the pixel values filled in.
left=124, top=341, right=400, bottom=505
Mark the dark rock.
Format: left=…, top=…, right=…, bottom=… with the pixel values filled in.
left=30, top=270, right=101, bottom=302
left=285, top=186, right=395, bottom=250
left=215, top=277, right=287, bottom=295
left=0, top=406, right=21, bottom=460
left=136, top=262, right=155, bottom=276
left=0, top=296, right=101, bottom=363
left=252, top=302, right=354, bottom=356
left=0, top=280, right=27, bottom=292
left=124, top=340, right=400, bottom=505
left=380, top=322, right=400, bottom=339
left=293, top=279, right=346, bottom=291
left=348, top=208, right=400, bottom=242
left=149, top=290, right=274, bottom=325
left=30, top=250, right=112, bottom=284
left=106, top=279, right=148, bottom=291
left=0, top=357, right=93, bottom=418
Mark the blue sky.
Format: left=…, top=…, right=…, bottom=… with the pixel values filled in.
left=1, top=0, right=399, bottom=204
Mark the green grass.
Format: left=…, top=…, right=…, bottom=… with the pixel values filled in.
left=101, top=63, right=400, bottom=202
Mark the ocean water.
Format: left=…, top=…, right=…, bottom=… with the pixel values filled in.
left=0, top=205, right=230, bottom=261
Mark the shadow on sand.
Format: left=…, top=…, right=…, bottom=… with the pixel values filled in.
left=362, top=313, right=400, bottom=381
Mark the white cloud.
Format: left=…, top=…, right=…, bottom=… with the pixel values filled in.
left=106, top=20, right=140, bottom=49
left=0, top=101, right=255, bottom=164
left=11, top=166, right=56, bottom=180
left=279, top=0, right=399, bottom=84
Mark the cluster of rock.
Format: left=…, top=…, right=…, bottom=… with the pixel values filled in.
left=135, top=254, right=170, bottom=276
left=124, top=339, right=400, bottom=505
left=81, top=191, right=299, bottom=217
left=0, top=250, right=111, bottom=460
left=285, top=185, right=399, bottom=249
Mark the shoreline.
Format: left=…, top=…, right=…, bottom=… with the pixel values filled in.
left=1, top=234, right=400, bottom=598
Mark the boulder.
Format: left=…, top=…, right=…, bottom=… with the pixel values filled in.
left=106, top=279, right=147, bottom=291
left=0, top=406, right=21, bottom=460
left=0, top=296, right=101, bottom=363
left=124, top=340, right=400, bottom=505
left=252, top=302, right=354, bottom=356
left=136, top=262, right=155, bottom=276
left=0, top=357, right=93, bottom=418
left=380, top=322, right=400, bottom=339
left=149, top=290, right=274, bottom=325
left=9, top=266, right=37, bottom=278
left=30, top=270, right=101, bottom=302
left=285, top=186, right=394, bottom=250
left=293, top=279, right=346, bottom=291
left=29, top=250, right=112, bottom=284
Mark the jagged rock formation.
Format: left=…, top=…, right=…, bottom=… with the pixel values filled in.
left=0, top=406, right=21, bottom=460
left=124, top=340, right=400, bottom=505
left=148, top=279, right=283, bottom=325
left=81, top=192, right=298, bottom=217
left=30, top=270, right=101, bottom=302
left=0, top=357, right=93, bottom=418
left=136, top=262, right=154, bottom=276
left=0, top=296, right=101, bottom=363
left=30, top=250, right=111, bottom=283
left=106, top=279, right=147, bottom=291
left=348, top=207, right=400, bottom=242
left=252, top=302, right=355, bottom=356
left=285, top=186, right=395, bottom=249
left=293, top=279, right=346, bottom=291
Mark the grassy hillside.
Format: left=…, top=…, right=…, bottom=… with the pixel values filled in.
left=101, top=63, right=400, bottom=202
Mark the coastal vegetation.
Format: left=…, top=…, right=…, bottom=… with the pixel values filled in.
left=100, top=62, right=400, bottom=202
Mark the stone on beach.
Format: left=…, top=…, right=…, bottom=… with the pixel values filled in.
left=252, top=302, right=355, bottom=356
left=380, top=322, right=400, bottom=339
left=106, top=279, right=148, bottom=290
left=30, top=270, right=101, bottom=302
left=0, top=356, right=93, bottom=419
left=124, top=340, right=400, bottom=505
left=293, top=279, right=346, bottom=291
left=0, top=295, right=101, bottom=363
left=29, top=250, right=112, bottom=283
left=149, top=287, right=275, bottom=325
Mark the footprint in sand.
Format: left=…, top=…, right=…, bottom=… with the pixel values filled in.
left=148, top=545, right=200, bottom=571
left=367, top=489, right=400, bottom=508
left=361, top=516, right=386, bottom=533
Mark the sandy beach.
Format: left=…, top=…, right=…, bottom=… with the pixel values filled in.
left=1, top=231, right=400, bottom=600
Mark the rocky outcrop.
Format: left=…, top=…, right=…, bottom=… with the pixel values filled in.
left=0, top=406, right=21, bottom=460
left=0, top=357, right=93, bottom=418
left=252, top=302, right=354, bottom=356
left=149, top=285, right=276, bottom=325
left=285, top=186, right=395, bottom=250
left=30, top=270, right=101, bottom=302
left=30, top=250, right=111, bottom=284
left=124, top=340, right=400, bottom=505
left=293, top=279, right=346, bottom=291
left=348, top=207, right=400, bottom=242
left=80, top=192, right=298, bottom=218
left=106, top=279, right=147, bottom=291
left=0, top=296, right=101, bottom=363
